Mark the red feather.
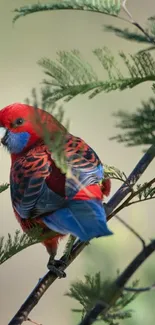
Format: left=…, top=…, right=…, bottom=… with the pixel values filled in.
left=100, top=179, right=111, bottom=197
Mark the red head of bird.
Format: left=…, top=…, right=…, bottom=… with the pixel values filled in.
left=0, top=103, right=66, bottom=161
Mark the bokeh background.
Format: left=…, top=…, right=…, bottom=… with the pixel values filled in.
left=0, top=1, right=155, bottom=324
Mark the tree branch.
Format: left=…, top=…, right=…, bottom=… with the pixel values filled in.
left=107, top=144, right=155, bottom=218
left=8, top=241, right=86, bottom=325
left=78, top=239, right=155, bottom=325
left=107, top=177, right=155, bottom=220
left=8, top=144, right=155, bottom=325
left=124, top=284, right=155, bottom=292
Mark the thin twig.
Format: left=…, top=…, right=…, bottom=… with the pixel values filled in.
left=107, top=176, right=155, bottom=220
left=122, top=0, right=133, bottom=22
left=78, top=239, right=155, bottom=325
left=8, top=144, right=155, bottom=325
left=127, top=195, right=155, bottom=206
left=121, top=0, right=155, bottom=43
left=114, top=214, right=145, bottom=248
left=8, top=242, right=86, bottom=325
left=124, top=284, right=155, bottom=292
left=27, top=318, right=42, bottom=325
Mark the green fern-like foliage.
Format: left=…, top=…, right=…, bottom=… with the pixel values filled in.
left=104, top=17, right=155, bottom=54
left=110, top=97, right=155, bottom=148
left=24, top=87, right=47, bottom=110
left=104, top=26, right=151, bottom=44
left=25, top=87, right=70, bottom=173
left=0, top=183, right=9, bottom=194
left=35, top=49, right=155, bottom=105
left=0, top=226, right=59, bottom=265
left=104, top=16, right=155, bottom=43
left=13, top=0, right=121, bottom=23
left=0, top=227, right=43, bottom=265
left=66, top=272, right=139, bottom=324
left=104, top=165, right=128, bottom=183
left=104, top=17, right=155, bottom=52
left=135, top=182, right=155, bottom=202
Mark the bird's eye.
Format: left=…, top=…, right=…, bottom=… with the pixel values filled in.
left=14, top=118, right=24, bottom=126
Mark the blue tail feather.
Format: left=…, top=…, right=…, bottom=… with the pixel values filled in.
left=42, top=199, right=113, bottom=241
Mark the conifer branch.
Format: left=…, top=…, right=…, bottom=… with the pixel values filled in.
left=110, top=97, right=155, bottom=149
left=107, top=144, right=155, bottom=217
left=67, top=272, right=139, bottom=322
left=104, top=6, right=155, bottom=53
left=121, top=0, right=155, bottom=44
left=12, top=0, right=121, bottom=24
left=8, top=144, right=155, bottom=325
left=12, top=0, right=155, bottom=49
left=77, top=239, right=155, bottom=325
left=108, top=177, right=155, bottom=219
left=34, top=50, right=155, bottom=104
left=104, top=25, right=152, bottom=44
left=0, top=227, right=59, bottom=265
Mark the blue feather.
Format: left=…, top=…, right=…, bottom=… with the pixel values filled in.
left=42, top=199, right=113, bottom=241
left=5, top=130, right=30, bottom=153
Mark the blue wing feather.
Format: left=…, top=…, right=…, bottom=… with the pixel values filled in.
left=42, top=199, right=113, bottom=241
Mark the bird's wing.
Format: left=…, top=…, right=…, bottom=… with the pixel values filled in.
left=11, top=147, right=65, bottom=219
left=65, top=134, right=101, bottom=170
left=63, top=135, right=104, bottom=197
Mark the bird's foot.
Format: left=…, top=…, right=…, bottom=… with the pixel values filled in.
left=47, top=258, right=67, bottom=279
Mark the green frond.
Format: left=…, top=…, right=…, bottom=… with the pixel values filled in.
left=66, top=272, right=139, bottom=322
left=110, top=97, right=155, bottom=148
left=135, top=182, right=155, bottom=202
left=13, top=0, right=121, bottom=23
left=102, top=310, right=132, bottom=325
left=0, top=228, right=41, bottom=264
left=38, top=50, right=98, bottom=91
left=104, top=25, right=150, bottom=43
left=0, top=183, right=9, bottom=194
left=104, top=165, right=128, bottom=183
left=38, top=49, right=155, bottom=104
left=115, top=279, right=140, bottom=308
left=24, top=87, right=70, bottom=173
left=0, top=226, right=58, bottom=265
left=104, top=14, right=155, bottom=45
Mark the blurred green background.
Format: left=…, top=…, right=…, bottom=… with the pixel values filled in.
left=0, top=1, right=155, bottom=324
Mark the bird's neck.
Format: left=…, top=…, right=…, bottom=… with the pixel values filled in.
left=11, top=139, right=44, bottom=163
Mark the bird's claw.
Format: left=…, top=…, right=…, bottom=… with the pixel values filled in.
left=47, top=258, right=67, bottom=279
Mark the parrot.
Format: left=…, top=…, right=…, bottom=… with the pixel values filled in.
left=0, top=102, right=112, bottom=277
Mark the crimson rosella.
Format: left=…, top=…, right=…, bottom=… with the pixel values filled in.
left=0, top=103, right=112, bottom=277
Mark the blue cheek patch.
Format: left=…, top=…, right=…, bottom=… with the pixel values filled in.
left=6, top=131, right=30, bottom=153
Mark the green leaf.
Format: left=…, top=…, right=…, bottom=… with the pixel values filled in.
left=13, top=0, right=121, bottom=23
